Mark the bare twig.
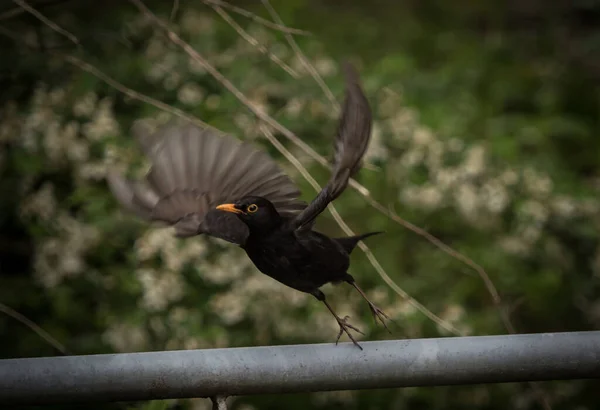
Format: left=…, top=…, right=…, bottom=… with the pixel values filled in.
left=0, top=5, right=24, bottom=21
left=128, top=0, right=511, bottom=335
left=129, top=0, right=326, bottom=163
left=0, top=0, right=67, bottom=21
left=66, top=51, right=454, bottom=335
left=130, top=0, right=459, bottom=334
left=5, top=4, right=550, bottom=407
left=0, top=24, right=30, bottom=44
left=202, top=0, right=311, bottom=36
left=212, top=6, right=299, bottom=78
left=13, top=0, right=79, bottom=46
left=0, top=302, right=68, bottom=355
left=18, top=0, right=513, bottom=340
left=258, top=8, right=544, bottom=402
left=262, top=0, right=516, bottom=338
left=260, top=125, right=462, bottom=336
left=261, top=0, right=338, bottom=109
left=58, top=59, right=432, bottom=336
left=170, top=0, right=179, bottom=21
left=361, top=194, right=516, bottom=333
left=64, top=55, right=215, bottom=131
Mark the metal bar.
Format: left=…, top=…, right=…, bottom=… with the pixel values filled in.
left=1, top=332, right=599, bottom=405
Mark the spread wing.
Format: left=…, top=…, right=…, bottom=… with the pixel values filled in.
left=287, top=62, right=372, bottom=231
left=108, top=121, right=306, bottom=245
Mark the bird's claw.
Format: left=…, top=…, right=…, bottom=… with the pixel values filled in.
left=368, top=303, right=393, bottom=333
left=334, top=315, right=364, bottom=350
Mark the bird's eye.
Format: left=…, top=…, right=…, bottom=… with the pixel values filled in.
left=247, top=204, right=258, bottom=213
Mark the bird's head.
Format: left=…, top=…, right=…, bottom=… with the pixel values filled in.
left=216, top=196, right=281, bottom=233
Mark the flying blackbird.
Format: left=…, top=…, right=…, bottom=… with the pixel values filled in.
left=108, top=62, right=389, bottom=349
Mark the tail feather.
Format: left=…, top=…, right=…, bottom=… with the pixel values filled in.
left=334, top=231, right=382, bottom=254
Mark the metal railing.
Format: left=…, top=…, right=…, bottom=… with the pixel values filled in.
left=1, top=331, right=599, bottom=407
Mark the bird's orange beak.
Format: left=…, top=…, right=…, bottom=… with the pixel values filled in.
left=216, top=203, right=243, bottom=214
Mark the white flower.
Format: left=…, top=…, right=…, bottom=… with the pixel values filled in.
left=364, top=122, right=388, bottom=161
left=67, top=140, right=89, bottom=163
left=523, top=167, right=553, bottom=197
left=103, top=322, right=149, bottom=352
left=136, top=268, right=184, bottom=311
left=163, top=72, right=182, bottom=91
left=145, top=36, right=166, bottom=60
left=454, top=183, right=479, bottom=218
left=205, top=94, right=221, bottom=110
left=21, top=182, right=57, bottom=221
left=462, top=144, right=486, bottom=177
left=314, top=57, right=337, bottom=77
left=500, top=169, right=519, bottom=185
left=413, top=128, right=434, bottom=146
left=188, top=58, right=207, bottom=75
left=180, top=12, right=214, bottom=36
left=425, top=140, right=444, bottom=170
left=82, top=98, right=120, bottom=141
left=73, top=92, right=97, bottom=117
left=210, top=292, right=247, bottom=325
left=400, top=148, right=424, bottom=168
left=482, top=180, right=510, bottom=214
left=284, top=98, right=304, bottom=118
left=520, top=200, right=549, bottom=224
left=418, top=185, right=443, bottom=210
left=434, top=168, right=460, bottom=189
left=78, top=162, right=108, bottom=180
left=135, top=229, right=174, bottom=261
left=447, top=137, right=464, bottom=152
left=43, top=119, right=63, bottom=164
left=177, top=82, right=205, bottom=105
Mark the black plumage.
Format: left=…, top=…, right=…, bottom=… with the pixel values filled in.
left=108, top=62, right=390, bottom=348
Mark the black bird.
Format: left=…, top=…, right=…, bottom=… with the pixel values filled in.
left=108, top=63, right=389, bottom=348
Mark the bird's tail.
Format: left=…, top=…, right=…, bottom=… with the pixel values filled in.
left=334, top=231, right=383, bottom=254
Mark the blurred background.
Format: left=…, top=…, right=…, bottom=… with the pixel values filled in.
left=0, top=0, right=599, bottom=409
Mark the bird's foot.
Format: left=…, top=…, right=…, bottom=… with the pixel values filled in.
left=334, top=315, right=364, bottom=350
left=367, top=302, right=393, bottom=333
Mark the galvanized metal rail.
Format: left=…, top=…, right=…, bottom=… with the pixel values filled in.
left=1, top=332, right=599, bottom=405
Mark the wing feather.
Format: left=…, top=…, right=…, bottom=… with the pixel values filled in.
left=288, top=62, right=372, bottom=231
left=108, top=121, right=304, bottom=245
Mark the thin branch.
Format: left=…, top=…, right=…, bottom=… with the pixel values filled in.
left=129, top=0, right=326, bottom=164
left=261, top=0, right=338, bottom=109
left=19, top=0, right=514, bottom=340
left=4, top=5, right=549, bottom=407
left=202, top=0, right=311, bottom=36
left=170, top=0, right=179, bottom=21
left=63, top=55, right=215, bottom=131
left=260, top=125, right=462, bottom=336
left=0, top=302, right=68, bottom=355
left=0, top=0, right=67, bottom=21
left=262, top=0, right=516, bottom=338
left=0, top=24, right=30, bottom=44
left=361, top=193, right=516, bottom=333
left=13, top=0, right=79, bottom=46
left=212, top=5, right=299, bottom=78
left=63, top=44, right=455, bottom=334
left=128, top=0, right=512, bottom=336
left=64, top=48, right=461, bottom=335
left=0, top=5, right=24, bottom=20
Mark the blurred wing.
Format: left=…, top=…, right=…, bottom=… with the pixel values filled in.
left=288, top=62, right=372, bottom=231
left=107, top=121, right=305, bottom=245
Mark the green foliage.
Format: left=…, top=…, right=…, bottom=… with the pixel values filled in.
left=0, top=1, right=598, bottom=409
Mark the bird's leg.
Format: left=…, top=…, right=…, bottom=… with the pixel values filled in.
left=312, top=290, right=364, bottom=350
left=348, top=280, right=393, bottom=333
left=324, top=300, right=365, bottom=349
